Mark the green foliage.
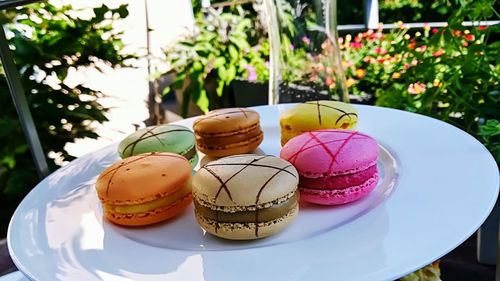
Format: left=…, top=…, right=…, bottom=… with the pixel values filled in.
left=479, top=120, right=500, bottom=162
left=164, top=7, right=268, bottom=117
left=371, top=1, right=499, bottom=163
left=0, top=2, right=130, bottom=235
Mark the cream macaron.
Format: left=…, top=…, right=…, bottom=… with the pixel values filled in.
left=192, top=154, right=299, bottom=240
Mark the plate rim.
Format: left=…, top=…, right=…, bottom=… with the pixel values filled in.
left=7, top=104, right=499, bottom=281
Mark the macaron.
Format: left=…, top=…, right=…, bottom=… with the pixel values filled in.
left=193, top=108, right=264, bottom=157
left=118, top=124, right=198, bottom=168
left=280, top=100, right=358, bottom=145
left=192, top=154, right=299, bottom=240
left=95, top=152, right=192, bottom=226
left=280, top=129, right=378, bottom=205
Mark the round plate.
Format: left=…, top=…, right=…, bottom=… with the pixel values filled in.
left=8, top=104, right=499, bottom=281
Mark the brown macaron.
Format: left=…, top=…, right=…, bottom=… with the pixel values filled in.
left=193, top=108, right=264, bottom=157
left=95, top=152, right=192, bottom=226
left=192, top=154, right=299, bottom=240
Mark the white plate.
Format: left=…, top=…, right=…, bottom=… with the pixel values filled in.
left=8, top=104, right=499, bottom=281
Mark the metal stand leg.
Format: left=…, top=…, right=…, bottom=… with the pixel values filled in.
left=0, top=25, right=49, bottom=178
left=477, top=193, right=499, bottom=265
left=496, top=221, right=500, bottom=281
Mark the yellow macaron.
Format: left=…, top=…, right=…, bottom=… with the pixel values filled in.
left=279, top=100, right=358, bottom=145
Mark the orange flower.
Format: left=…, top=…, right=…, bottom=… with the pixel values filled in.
left=432, top=49, right=445, bottom=57
left=408, top=40, right=416, bottom=49
left=452, top=30, right=462, bottom=37
left=355, top=69, right=366, bottom=79
left=433, top=79, right=443, bottom=88
left=408, top=83, right=426, bottom=95
left=392, top=72, right=401, bottom=79
left=325, top=77, right=334, bottom=86
left=346, top=78, right=356, bottom=88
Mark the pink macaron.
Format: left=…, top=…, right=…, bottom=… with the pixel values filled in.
left=280, top=129, right=379, bottom=205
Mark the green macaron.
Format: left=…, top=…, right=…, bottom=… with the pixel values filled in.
left=118, top=124, right=198, bottom=168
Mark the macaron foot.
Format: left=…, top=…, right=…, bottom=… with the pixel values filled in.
left=299, top=174, right=378, bottom=205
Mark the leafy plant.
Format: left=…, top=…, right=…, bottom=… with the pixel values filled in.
left=164, top=7, right=268, bottom=117
left=0, top=2, right=130, bottom=236
left=372, top=0, right=499, bottom=163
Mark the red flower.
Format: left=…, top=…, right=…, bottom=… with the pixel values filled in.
left=432, top=49, right=445, bottom=57
left=416, top=45, right=427, bottom=53
left=432, top=28, right=439, bottom=34
left=374, top=47, right=387, bottom=55
left=462, top=41, right=469, bottom=47
left=325, top=77, right=334, bottom=86
left=465, top=34, right=475, bottom=41
left=478, top=26, right=487, bottom=30
left=350, top=42, right=363, bottom=49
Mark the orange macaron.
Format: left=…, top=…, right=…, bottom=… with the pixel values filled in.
left=193, top=108, right=264, bottom=157
left=95, top=152, right=192, bottom=226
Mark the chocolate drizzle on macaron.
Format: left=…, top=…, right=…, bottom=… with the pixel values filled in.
left=192, top=155, right=299, bottom=240
left=280, top=129, right=379, bottom=205
left=193, top=108, right=264, bottom=157
left=95, top=152, right=193, bottom=226
left=121, top=128, right=193, bottom=156
left=118, top=124, right=198, bottom=168
left=304, top=101, right=358, bottom=127
left=280, top=100, right=358, bottom=146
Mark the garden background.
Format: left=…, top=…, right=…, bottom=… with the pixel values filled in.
left=0, top=1, right=498, bottom=279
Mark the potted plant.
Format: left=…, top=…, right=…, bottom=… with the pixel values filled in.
left=163, top=6, right=269, bottom=117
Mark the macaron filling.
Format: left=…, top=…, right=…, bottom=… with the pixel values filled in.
left=196, top=125, right=262, bottom=146
left=300, top=174, right=378, bottom=204
left=197, top=132, right=263, bottom=151
left=299, top=165, right=377, bottom=190
left=194, top=191, right=298, bottom=223
left=181, top=146, right=197, bottom=161
left=103, top=183, right=191, bottom=215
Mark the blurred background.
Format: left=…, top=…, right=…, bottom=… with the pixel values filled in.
left=0, top=0, right=498, bottom=280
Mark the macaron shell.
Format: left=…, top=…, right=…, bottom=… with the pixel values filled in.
left=104, top=193, right=192, bottom=226
left=196, top=132, right=263, bottom=157
left=195, top=205, right=298, bottom=240
left=95, top=152, right=191, bottom=204
left=118, top=124, right=196, bottom=159
left=300, top=165, right=377, bottom=190
left=280, top=101, right=358, bottom=132
left=280, top=130, right=378, bottom=177
left=300, top=173, right=378, bottom=205
left=192, top=154, right=298, bottom=207
left=193, top=108, right=260, bottom=136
